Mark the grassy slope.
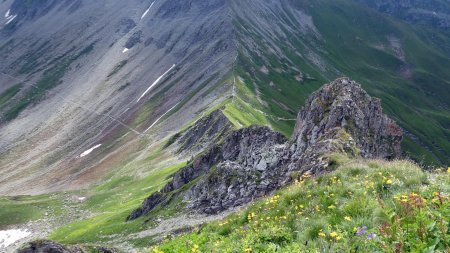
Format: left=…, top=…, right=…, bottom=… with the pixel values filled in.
left=48, top=157, right=187, bottom=245
left=231, top=0, right=450, bottom=166
left=0, top=194, right=64, bottom=230
left=306, top=0, right=450, bottom=166
left=0, top=83, right=22, bottom=110
left=152, top=158, right=450, bottom=253
left=0, top=134, right=192, bottom=251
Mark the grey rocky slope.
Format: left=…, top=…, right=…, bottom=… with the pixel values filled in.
left=0, top=0, right=447, bottom=197
left=128, top=77, right=403, bottom=219
left=0, top=0, right=235, bottom=195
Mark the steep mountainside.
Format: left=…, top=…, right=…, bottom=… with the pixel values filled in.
left=231, top=0, right=449, bottom=165
left=0, top=0, right=448, bottom=203
left=1, top=1, right=450, bottom=252
left=0, top=0, right=235, bottom=195
left=357, top=0, right=450, bottom=31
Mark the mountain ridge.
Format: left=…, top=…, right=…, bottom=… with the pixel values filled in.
left=0, top=0, right=448, bottom=196
left=0, top=2, right=449, bottom=251
left=128, top=77, right=403, bottom=220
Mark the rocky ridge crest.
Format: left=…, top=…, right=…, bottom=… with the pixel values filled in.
left=128, top=78, right=403, bottom=220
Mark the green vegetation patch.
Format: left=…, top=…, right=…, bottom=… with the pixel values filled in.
left=50, top=162, right=186, bottom=244
left=0, top=194, right=64, bottom=229
left=0, top=83, right=22, bottom=109
left=152, top=160, right=450, bottom=253
left=2, top=43, right=95, bottom=122
left=107, top=60, right=128, bottom=78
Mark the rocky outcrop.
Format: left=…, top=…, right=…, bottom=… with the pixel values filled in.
left=292, top=78, right=402, bottom=159
left=128, top=78, right=403, bottom=219
left=128, top=126, right=286, bottom=219
left=17, top=240, right=84, bottom=253
left=17, top=240, right=117, bottom=253
left=184, top=126, right=287, bottom=214
left=166, top=110, right=234, bottom=155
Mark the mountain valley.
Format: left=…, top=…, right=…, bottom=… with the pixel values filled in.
left=0, top=0, right=449, bottom=252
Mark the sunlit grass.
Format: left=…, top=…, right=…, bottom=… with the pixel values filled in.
left=151, top=159, right=450, bottom=252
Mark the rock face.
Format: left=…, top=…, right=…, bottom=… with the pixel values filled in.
left=17, top=240, right=84, bottom=253
left=127, top=126, right=286, bottom=219
left=292, top=78, right=402, bottom=159
left=184, top=126, right=287, bottom=214
left=17, top=240, right=116, bottom=253
left=128, top=78, right=403, bottom=219
left=167, top=110, right=234, bottom=155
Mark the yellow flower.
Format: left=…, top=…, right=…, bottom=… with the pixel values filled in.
left=385, top=179, right=393, bottom=185
left=318, top=230, right=326, bottom=237
left=344, top=216, right=352, bottom=221
left=336, top=236, right=342, bottom=241
left=330, top=231, right=338, bottom=238
left=244, top=248, right=252, bottom=253
left=447, top=167, right=450, bottom=173
left=328, top=205, right=336, bottom=209
left=247, top=212, right=256, bottom=221
left=152, top=247, right=165, bottom=253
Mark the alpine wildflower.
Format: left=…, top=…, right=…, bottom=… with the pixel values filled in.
left=318, top=230, right=326, bottom=237
left=367, top=233, right=377, bottom=240
left=356, top=226, right=367, bottom=236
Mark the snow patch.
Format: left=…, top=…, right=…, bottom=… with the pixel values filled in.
left=144, top=102, right=179, bottom=133
left=141, top=1, right=155, bottom=20
left=79, top=144, right=102, bottom=158
left=137, top=64, right=176, bottom=102
left=122, top=48, right=129, bottom=53
left=5, top=15, right=17, bottom=24
left=5, top=9, right=17, bottom=25
left=0, top=229, right=31, bottom=248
